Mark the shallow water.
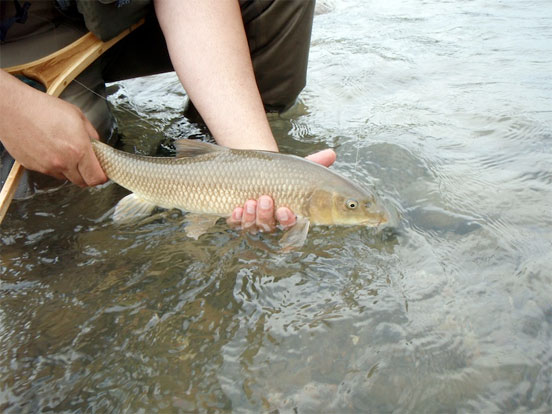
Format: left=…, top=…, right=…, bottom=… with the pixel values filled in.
left=2, top=0, right=552, bottom=411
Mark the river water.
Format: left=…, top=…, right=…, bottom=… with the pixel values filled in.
left=1, top=0, right=551, bottom=412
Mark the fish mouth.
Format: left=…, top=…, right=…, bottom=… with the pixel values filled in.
left=362, top=211, right=390, bottom=229
left=359, top=215, right=387, bottom=228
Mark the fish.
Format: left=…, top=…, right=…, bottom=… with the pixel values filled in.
left=91, top=139, right=389, bottom=248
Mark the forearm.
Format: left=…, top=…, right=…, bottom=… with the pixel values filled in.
left=154, top=0, right=278, bottom=151
left=0, top=70, right=46, bottom=157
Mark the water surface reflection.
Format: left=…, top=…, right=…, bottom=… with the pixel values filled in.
left=2, top=0, right=552, bottom=411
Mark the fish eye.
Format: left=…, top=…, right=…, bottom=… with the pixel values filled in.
left=346, top=199, right=358, bottom=209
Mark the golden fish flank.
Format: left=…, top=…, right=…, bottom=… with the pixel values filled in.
left=91, top=139, right=389, bottom=246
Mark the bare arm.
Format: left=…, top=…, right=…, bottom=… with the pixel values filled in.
left=0, top=70, right=107, bottom=187
left=154, top=0, right=277, bottom=151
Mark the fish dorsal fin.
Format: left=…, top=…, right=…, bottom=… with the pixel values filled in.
left=174, top=139, right=228, bottom=158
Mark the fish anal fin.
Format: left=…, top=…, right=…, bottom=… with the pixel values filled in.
left=185, top=213, right=220, bottom=239
left=174, top=139, right=227, bottom=158
left=279, top=216, right=310, bottom=252
left=113, top=193, right=157, bottom=223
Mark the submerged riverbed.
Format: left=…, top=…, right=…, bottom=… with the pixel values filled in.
left=1, top=0, right=551, bottom=411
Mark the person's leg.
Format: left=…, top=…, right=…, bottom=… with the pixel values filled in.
left=240, top=0, right=316, bottom=112
left=100, top=10, right=173, bottom=83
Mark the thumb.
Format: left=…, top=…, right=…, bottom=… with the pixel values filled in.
left=305, top=149, right=336, bottom=167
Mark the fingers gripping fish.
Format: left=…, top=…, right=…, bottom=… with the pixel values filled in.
left=91, top=139, right=389, bottom=249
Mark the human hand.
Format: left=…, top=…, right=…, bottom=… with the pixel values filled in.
left=0, top=71, right=107, bottom=187
left=226, top=149, right=336, bottom=232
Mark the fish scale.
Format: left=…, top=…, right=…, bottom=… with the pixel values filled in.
left=92, top=140, right=314, bottom=216
left=91, top=139, right=388, bottom=229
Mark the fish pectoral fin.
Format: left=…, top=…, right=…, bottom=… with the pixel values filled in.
left=113, top=193, right=157, bottom=224
left=279, top=216, right=310, bottom=251
left=184, top=214, right=220, bottom=240
left=174, top=139, right=228, bottom=158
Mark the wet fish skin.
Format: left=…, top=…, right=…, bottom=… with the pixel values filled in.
left=91, top=139, right=388, bottom=232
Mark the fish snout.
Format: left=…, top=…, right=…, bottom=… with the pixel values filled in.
left=365, top=203, right=391, bottom=229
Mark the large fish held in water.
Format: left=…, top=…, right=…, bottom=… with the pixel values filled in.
left=92, top=139, right=389, bottom=248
